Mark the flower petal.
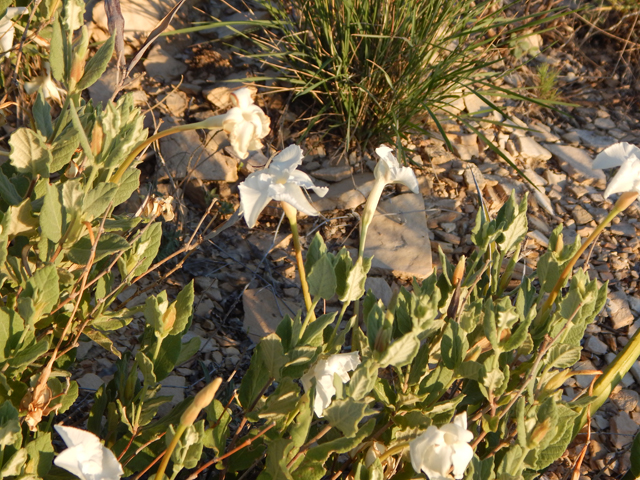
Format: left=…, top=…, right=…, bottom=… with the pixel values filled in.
left=603, top=156, right=640, bottom=198
left=271, top=145, right=304, bottom=174
left=54, top=448, right=87, bottom=480
left=288, top=170, right=329, bottom=197
left=395, top=166, right=420, bottom=193
left=274, top=183, right=320, bottom=217
left=55, top=425, right=103, bottom=449
left=593, top=142, right=640, bottom=170
left=231, top=88, right=254, bottom=110
left=239, top=173, right=275, bottom=227
left=451, top=442, right=474, bottom=479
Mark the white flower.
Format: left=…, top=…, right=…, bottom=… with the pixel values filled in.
left=592, top=142, right=640, bottom=199
left=301, top=352, right=360, bottom=417
left=374, top=145, right=419, bottom=193
left=410, top=412, right=474, bottom=480
left=238, top=144, right=328, bottom=228
left=0, top=7, right=27, bottom=59
left=221, top=88, right=270, bottom=159
left=24, top=62, right=62, bottom=103
left=365, top=442, right=387, bottom=468
left=53, top=425, right=124, bottom=480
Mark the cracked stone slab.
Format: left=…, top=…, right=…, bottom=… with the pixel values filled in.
left=159, top=123, right=238, bottom=182
left=243, top=288, right=302, bottom=343
left=543, top=143, right=606, bottom=188
left=364, top=193, right=432, bottom=278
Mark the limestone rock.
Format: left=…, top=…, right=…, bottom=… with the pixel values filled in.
left=201, top=10, right=269, bottom=39
left=159, top=125, right=238, bottom=182
left=584, top=335, right=608, bottom=355
left=77, top=373, right=104, bottom=390
left=311, top=173, right=377, bottom=212
left=607, top=290, right=635, bottom=330
left=574, top=129, right=616, bottom=150
left=611, top=389, right=640, bottom=412
left=311, top=165, right=352, bottom=182
left=513, top=136, right=552, bottom=161
left=144, top=45, right=187, bottom=82
left=204, top=86, right=232, bottom=109
left=610, top=412, right=639, bottom=449
left=543, top=143, right=606, bottom=188
left=364, top=193, right=432, bottom=278
left=92, top=0, right=174, bottom=43
left=243, top=288, right=302, bottom=343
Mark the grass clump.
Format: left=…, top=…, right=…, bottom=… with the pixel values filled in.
left=251, top=0, right=564, bottom=153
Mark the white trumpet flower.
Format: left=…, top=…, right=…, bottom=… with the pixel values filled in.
left=0, top=7, right=28, bottom=59
left=301, top=352, right=360, bottom=417
left=199, top=87, right=270, bottom=159
left=238, top=144, right=328, bottom=228
left=53, top=425, right=124, bottom=480
left=410, top=412, right=474, bottom=480
left=374, top=145, right=420, bottom=194
left=24, top=62, right=62, bottom=103
left=592, top=142, right=640, bottom=199
left=358, top=145, right=420, bottom=255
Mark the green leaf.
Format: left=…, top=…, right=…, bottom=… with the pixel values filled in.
left=408, top=343, right=430, bottom=386
left=0, top=401, right=20, bottom=448
left=304, top=418, right=375, bottom=464
left=262, top=438, right=295, bottom=480
left=41, top=184, right=64, bottom=242
left=176, top=336, right=200, bottom=366
left=20, top=264, right=59, bottom=323
left=1, top=448, right=28, bottom=477
left=259, top=377, right=300, bottom=420
left=33, top=91, right=53, bottom=138
left=3, top=199, right=39, bottom=238
left=238, top=355, right=270, bottom=410
left=441, top=321, right=468, bottom=370
left=119, top=221, right=162, bottom=278
left=289, top=394, right=312, bottom=448
left=83, top=329, right=121, bottom=358
left=0, top=171, right=22, bottom=206
left=9, top=128, right=52, bottom=178
left=67, top=233, right=130, bottom=264
left=336, top=252, right=371, bottom=303
left=256, top=334, right=286, bottom=380
left=456, top=361, right=483, bottom=381
left=324, top=397, right=372, bottom=437
left=348, top=359, right=377, bottom=400
left=307, top=253, right=336, bottom=300
left=8, top=337, right=50, bottom=371
left=83, top=182, right=118, bottom=220
left=77, top=33, right=115, bottom=91
left=171, top=280, right=194, bottom=336
left=204, top=399, right=231, bottom=456
left=378, top=332, right=419, bottom=367
left=51, top=125, right=80, bottom=172
left=50, top=17, right=65, bottom=82
left=627, top=428, right=640, bottom=478
left=25, top=432, right=54, bottom=477
left=136, top=351, right=157, bottom=384
left=305, top=233, right=327, bottom=273
left=299, top=313, right=336, bottom=347
left=546, top=344, right=581, bottom=369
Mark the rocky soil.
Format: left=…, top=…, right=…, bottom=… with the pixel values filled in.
left=21, top=0, right=640, bottom=477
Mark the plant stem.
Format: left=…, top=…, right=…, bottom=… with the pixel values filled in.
left=110, top=116, right=225, bottom=184
left=535, top=191, right=638, bottom=326
left=154, top=423, right=186, bottom=480
left=377, top=441, right=409, bottom=463
left=281, top=202, right=314, bottom=316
